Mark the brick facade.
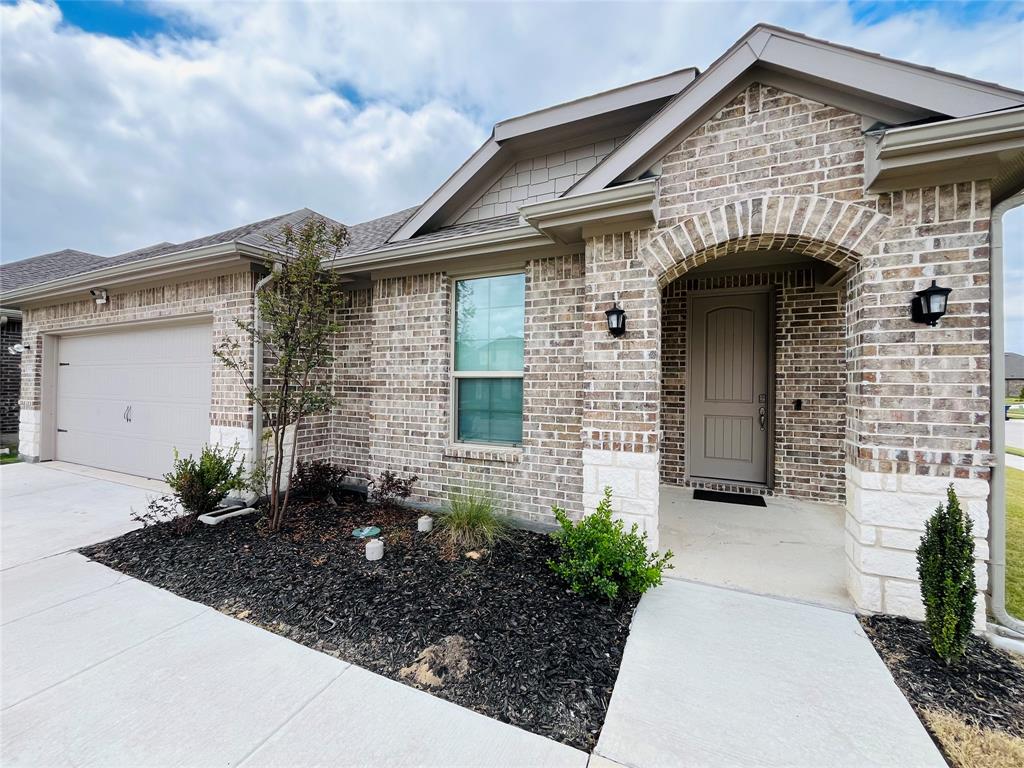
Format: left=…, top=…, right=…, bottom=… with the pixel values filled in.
left=336, top=254, right=585, bottom=524
left=1, top=316, right=21, bottom=438
left=661, top=265, right=846, bottom=503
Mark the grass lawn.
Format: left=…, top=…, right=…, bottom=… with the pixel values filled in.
left=1006, top=468, right=1024, bottom=620
left=0, top=445, right=19, bottom=465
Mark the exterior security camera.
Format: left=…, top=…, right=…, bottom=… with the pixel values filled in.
left=90, top=288, right=109, bottom=305
left=8, top=343, right=25, bottom=355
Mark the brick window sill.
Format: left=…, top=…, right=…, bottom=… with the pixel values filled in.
left=443, top=443, right=523, bottom=463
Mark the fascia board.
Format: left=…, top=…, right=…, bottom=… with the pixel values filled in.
left=330, top=224, right=554, bottom=272
left=520, top=179, right=658, bottom=243
left=758, top=34, right=1024, bottom=118
left=389, top=138, right=502, bottom=242
left=866, top=107, right=1024, bottom=191
left=0, top=243, right=259, bottom=306
left=493, top=68, right=697, bottom=141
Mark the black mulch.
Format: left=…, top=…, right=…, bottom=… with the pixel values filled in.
left=80, top=497, right=638, bottom=751
left=861, top=614, right=1024, bottom=740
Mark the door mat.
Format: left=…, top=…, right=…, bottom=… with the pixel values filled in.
left=693, top=489, right=767, bottom=507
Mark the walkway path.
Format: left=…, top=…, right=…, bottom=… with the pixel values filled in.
left=595, top=579, right=945, bottom=768
left=0, top=463, right=584, bottom=767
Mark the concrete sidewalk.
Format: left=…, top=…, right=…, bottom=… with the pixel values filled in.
left=596, top=579, right=945, bottom=768
left=0, top=463, right=585, bottom=767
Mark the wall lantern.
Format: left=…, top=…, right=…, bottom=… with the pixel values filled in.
left=911, top=280, right=952, bottom=327
left=605, top=300, right=626, bottom=337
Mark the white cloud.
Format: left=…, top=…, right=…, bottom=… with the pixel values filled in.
left=1, top=0, right=1022, bottom=262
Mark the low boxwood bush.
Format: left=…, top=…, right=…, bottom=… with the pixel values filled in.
left=134, top=444, right=243, bottom=535
left=436, top=489, right=511, bottom=551
left=549, top=486, right=673, bottom=600
left=917, top=483, right=976, bottom=663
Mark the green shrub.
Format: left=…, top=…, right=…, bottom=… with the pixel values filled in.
left=916, top=484, right=977, bottom=663
left=134, top=444, right=243, bottom=535
left=436, top=490, right=511, bottom=551
left=549, top=486, right=673, bottom=600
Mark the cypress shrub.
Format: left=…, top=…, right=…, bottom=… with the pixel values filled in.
left=916, top=484, right=976, bottom=663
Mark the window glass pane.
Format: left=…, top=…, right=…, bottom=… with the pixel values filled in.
left=457, top=378, right=523, bottom=445
left=454, top=273, right=524, bottom=372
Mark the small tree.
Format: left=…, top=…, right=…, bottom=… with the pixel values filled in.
left=215, top=216, right=349, bottom=532
left=916, top=484, right=976, bottom=663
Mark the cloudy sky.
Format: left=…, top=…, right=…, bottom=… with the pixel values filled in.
left=1, top=1, right=1023, bottom=342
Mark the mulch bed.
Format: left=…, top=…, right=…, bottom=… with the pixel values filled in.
left=860, top=615, right=1024, bottom=741
left=80, top=495, right=638, bottom=751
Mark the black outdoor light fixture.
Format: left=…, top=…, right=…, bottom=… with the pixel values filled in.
left=605, top=297, right=626, bottom=337
left=911, top=280, right=952, bottom=327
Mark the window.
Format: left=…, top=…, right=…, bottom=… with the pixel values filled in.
left=453, top=272, right=524, bottom=445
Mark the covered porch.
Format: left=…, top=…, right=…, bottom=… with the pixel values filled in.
left=659, top=485, right=851, bottom=611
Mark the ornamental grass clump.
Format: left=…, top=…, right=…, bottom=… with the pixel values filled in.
left=436, top=489, right=511, bottom=551
left=916, top=484, right=977, bottom=663
left=549, top=486, right=673, bottom=600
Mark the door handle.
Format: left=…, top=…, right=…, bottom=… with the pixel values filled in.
left=124, top=406, right=129, bottom=423
left=758, top=406, right=766, bottom=431
left=124, top=405, right=132, bottom=423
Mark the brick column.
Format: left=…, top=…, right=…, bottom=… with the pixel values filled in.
left=581, top=231, right=662, bottom=548
left=845, top=183, right=992, bottom=624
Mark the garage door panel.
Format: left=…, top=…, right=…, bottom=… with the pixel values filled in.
left=56, top=322, right=213, bottom=479
left=59, top=361, right=211, bottom=403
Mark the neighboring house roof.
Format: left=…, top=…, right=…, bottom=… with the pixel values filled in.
left=0, top=249, right=105, bottom=292
left=1007, top=353, right=1024, bottom=379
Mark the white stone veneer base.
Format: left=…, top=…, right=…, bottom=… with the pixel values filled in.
left=845, top=464, right=988, bottom=627
left=583, top=448, right=660, bottom=551
left=18, top=409, right=41, bottom=459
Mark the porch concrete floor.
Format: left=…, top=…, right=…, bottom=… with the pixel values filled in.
left=659, top=485, right=852, bottom=611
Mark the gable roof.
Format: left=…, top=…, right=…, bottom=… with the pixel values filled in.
left=388, top=66, right=697, bottom=243
left=571, top=24, right=1024, bottom=194
left=0, top=249, right=105, bottom=292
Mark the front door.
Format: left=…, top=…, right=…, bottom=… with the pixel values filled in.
left=687, top=291, right=769, bottom=484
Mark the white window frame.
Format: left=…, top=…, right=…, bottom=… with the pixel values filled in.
left=449, top=269, right=525, bottom=447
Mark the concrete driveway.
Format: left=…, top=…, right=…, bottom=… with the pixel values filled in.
left=0, top=463, right=585, bottom=767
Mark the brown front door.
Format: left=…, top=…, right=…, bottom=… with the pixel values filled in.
left=687, top=291, right=770, bottom=484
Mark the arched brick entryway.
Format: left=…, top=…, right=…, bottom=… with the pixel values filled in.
left=639, top=195, right=890, bottom=285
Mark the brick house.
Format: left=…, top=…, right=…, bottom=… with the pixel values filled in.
left=2, top=25, right=1023, bottom=627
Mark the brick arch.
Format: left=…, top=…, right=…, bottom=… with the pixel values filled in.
left=641, top=195, right=890, bottom=286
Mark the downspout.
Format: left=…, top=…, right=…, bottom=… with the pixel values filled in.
left=251, top=268, right=278, bottom=475
left=989, top=188, right=1024, bottom=640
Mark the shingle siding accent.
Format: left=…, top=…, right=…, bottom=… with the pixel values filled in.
left=660, top=266, right=847, bottom=504
left=456, top=137, right=628, bottom=224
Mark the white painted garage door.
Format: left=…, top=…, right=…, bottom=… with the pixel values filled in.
left=56, top=321, right=213, bottom=479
